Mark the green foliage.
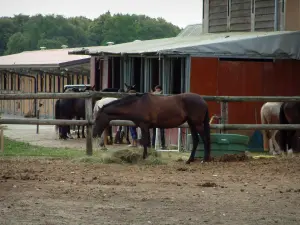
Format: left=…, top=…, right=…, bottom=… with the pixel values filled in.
left=0, top=12, right=182, bottom=55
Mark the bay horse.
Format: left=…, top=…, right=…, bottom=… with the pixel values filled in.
left=93, top=84, right=136, bottom=147
left=260, top=102, right=283, bottom=155
left=92, top=92, right=211, bottom=163
left=278, top=101, right=300, bottom=155
left=55, top=86, right=93, bottom=139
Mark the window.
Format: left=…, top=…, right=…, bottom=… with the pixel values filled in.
left=67, top=75, right=71, bottom=85
left=282, top=0, right=285, bottom=13
left=44, top=75, right=47, bottom=92
left=202, top=0, right=205, bottom=19
left=49, top=75, right=52, bottom=92
left=10, top=74, right=14, bottom=90
left=227, top=0, right=230, bottom=16
left=17, top=76, right=21, bottom=91
left=40, top=75, right=44, bottom=92
left=3, top=74, right=7, bottom=90
left=251, top=0, right=255, bottom=14
left=57, top=77, right=61, bottom=93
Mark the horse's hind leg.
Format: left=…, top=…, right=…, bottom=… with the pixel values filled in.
left=76, top=117, right=80, bottom=138
left=82, top=125, right=85, bottom=138
left=186, top=125, right=199, bottom=164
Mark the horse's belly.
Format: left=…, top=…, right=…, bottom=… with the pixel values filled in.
left=153, top=112, right=185, bottom=128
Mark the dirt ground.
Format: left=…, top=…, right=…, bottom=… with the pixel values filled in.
left=1, top=116, right=300, bottom=224
left=1, top=156, right=300, bottom=225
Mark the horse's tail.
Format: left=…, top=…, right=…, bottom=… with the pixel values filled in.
left=279, top=103, right=288, bottom=125
left=203, top=108, right=211, bottom=161
left=54, top=100, right=60, bottom=134
left=279, top=103, right=288, bottom=151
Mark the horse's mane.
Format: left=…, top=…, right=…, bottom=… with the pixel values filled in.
left=102, top=93, right=146, bottom=109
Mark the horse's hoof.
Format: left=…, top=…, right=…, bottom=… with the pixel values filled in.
left=186, top=158, right=194, bottom=164
left=100, top=147, right=108, bottom=151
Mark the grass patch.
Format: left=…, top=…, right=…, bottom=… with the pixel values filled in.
left=1, top=137, right=188, bottom=165
left=1, top=137, right=85, bottom=158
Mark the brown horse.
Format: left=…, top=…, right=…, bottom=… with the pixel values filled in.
left=93, top=92, right=211, bottom=163
left=278, top=102, right=300, bottom=154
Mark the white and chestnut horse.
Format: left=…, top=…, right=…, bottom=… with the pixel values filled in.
left=93, top=84, right=136, bottom=147
left=260, top=102, right=283, bottom=155
left=93, top=97, right=119, bottom=147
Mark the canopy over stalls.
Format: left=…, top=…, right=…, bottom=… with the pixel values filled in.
left=177, top=24, right=203, bottom=38
left=0, top=48, right=91, bottom=74
left=69, top=31, right=300, bottom=60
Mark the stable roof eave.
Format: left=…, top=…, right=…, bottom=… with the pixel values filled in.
left=0, top=58, right=90, bottom=69
left=69, top=31, right=300, bottom=60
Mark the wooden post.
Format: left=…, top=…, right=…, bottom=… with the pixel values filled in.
left=85, top=97, right=93, bottom=155
left=220, top=101, right=228, bottom=133
left=0, top=128, right=3, bottom=152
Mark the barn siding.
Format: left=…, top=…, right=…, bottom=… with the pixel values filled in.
left=190, top=57, right=220, bottom=120
left=230, top=0, right=252, bottom=31
left=254, top=0, right=275, bottom=31
left=204, top=0, right=294, bottom=32
left=189, top=57, right=300, bottom=136
left=209, top=0, right=228, bottom=32
left=0, top=72, right=89, bottom=118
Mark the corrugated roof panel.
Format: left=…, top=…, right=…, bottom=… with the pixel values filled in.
left=70, top=31, right=300, bottom=58
left=177, top=24, right=203, bottom=37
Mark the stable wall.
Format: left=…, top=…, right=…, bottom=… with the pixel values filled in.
left=0, top=72, right=89, bottom=118
left=190, top=57, right=300, bottom=135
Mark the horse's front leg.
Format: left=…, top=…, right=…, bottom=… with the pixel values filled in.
left=126, top=126, right=131, bottom=144
left=140, top=125, right=150, bottom=159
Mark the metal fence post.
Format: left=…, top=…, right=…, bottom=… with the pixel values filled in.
left=0, top=128, right=4, bottom=152
left=36, top=109, right=40, bottom=134
left=85, top=96, right=93, bottom=156
left=220, top=101, right=228, bottom=134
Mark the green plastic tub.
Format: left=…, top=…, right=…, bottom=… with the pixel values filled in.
left=187, top=133, right=250, bottom=158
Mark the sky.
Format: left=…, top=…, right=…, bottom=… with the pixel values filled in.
left=1, top=0, right=203, bottom=28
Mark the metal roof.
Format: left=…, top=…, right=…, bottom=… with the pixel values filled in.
left=69, top=31, right=300, bottom=60
left=177, top=24, right=203, bottom=37
left=0, top=48, right=90, bottom=69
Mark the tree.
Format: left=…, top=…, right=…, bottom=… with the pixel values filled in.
left=87, top=11, right=112, bottom=45
left=0, top=18, right=18, bottom=55
left=5, top=32, right=31, bottom=54
left=0, top=12, right=182, bottom=56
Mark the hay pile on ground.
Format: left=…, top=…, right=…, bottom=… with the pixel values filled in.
left=109, top=148, right=162, bottom=164
left=212, top=152, right=252, bottom=162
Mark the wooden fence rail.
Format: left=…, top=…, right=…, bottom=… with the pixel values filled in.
left=1, top=118, right=300, bottom=130
left=1, top=92, right=300, bottom=102
left=1, top=92, right=300, bottom=155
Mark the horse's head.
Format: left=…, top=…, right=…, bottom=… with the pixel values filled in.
left=124, top=83, right=136, bottom=92
left=92, top=106, right=109, bottom=138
